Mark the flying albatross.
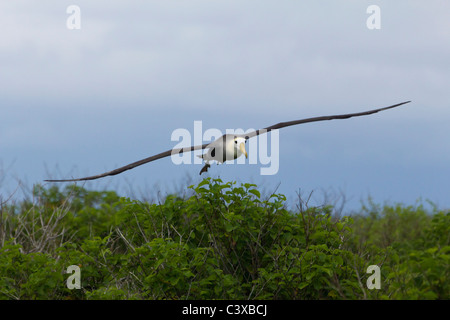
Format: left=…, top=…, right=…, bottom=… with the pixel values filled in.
left=44, top=101, right=410, bottom=182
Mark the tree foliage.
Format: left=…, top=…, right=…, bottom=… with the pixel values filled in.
left=0, top=178, right=448, bottom=299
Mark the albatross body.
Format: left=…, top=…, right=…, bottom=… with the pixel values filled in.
left=197, top=135, right=248, bottom=174
left=44, top=101, right=411, bottom=182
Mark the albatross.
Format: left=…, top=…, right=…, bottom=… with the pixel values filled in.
left=44, top=101, right=410, bottom=182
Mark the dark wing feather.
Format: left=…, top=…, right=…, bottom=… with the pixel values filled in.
left=45, top=101, right=410, bottom=182
left=241, top=101, right=411, bottom=139
left=44, top=142, right=210, bottom=182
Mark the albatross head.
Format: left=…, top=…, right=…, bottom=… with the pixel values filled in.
left=233, top=137, right=248, bottom=159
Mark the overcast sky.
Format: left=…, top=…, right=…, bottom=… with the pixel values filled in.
left=1, top=1, right=449, bottom=212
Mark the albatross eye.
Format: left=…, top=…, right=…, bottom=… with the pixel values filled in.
left=235, top=141, right=237, bottom=144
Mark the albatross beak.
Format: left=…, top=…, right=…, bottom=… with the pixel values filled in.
left=240, top=142, right=248, bottom=158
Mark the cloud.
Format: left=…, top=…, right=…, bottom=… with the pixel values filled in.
left=0, top=1, right=449, bottom=210
left=1, top=1, right=448, bottom=116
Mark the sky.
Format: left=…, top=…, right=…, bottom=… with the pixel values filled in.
left=1, top=1, right=449, bottom=213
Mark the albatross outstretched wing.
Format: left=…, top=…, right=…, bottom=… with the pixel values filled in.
left=44, top=143, right=211, bottom=182
left=45, top=101, right=410, bottom=182
left=240, top=101, right=411, bottom=140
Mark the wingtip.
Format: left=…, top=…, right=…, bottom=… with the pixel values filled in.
left=385, top=100, right=411, bottom=110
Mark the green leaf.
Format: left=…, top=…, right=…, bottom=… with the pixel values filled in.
left=248, top=189, right=261, bottom=198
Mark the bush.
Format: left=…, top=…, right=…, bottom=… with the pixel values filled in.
left=0, top=178, right=448, bottom=299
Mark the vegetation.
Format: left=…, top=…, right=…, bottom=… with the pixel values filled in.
left=0, top=178, right=448, bottom=299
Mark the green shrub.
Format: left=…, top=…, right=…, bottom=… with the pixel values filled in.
left=0, top=178, right=447, bottom=299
